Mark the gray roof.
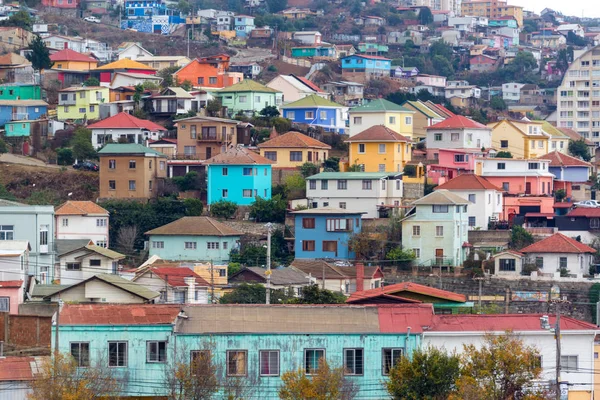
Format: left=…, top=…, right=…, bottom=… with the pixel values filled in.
left=237, top=267, right=309, bottom=285
left=411, top=189, right=470, bottom=205
left=0, top=199, right=27, bottom=207
left=55, top=239, right=92, bottom=256
left=49, top=274, right=160, bottom=301
left=306, top=172, right=401, bottom=180
left=31, top=284, right=71, bottom=298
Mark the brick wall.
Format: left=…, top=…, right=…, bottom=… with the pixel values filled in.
left=0, top=313, right=52, bottom=349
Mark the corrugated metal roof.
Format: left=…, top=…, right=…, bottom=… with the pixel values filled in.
left=60, top=304, right=181, bottom=325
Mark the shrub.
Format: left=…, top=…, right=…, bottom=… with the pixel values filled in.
left=403, top=164, right=417, bottom=177
left=56, top=147, right=74, bottom=165
left=250, top=195, right=287, bottom=223
left=209, top=200, right=238, bottom=219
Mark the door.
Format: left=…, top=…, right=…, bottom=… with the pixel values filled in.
left=525, top=182, right=531, bottom=194
left=206, top=147, right=211, bottom=159
left=435, top=249, right=444, bottom=266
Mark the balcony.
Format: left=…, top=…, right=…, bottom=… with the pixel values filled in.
left=12, top=113, right=28, bottom=121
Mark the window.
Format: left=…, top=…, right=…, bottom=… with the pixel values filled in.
left=321, top=180, right=328, bottom=190
left=432, top=205, right=449, bottom=213
left=434, top=133, right=442, bottom=141
left=190, top=350, right=211, bottom=375
left=242, top=189, right=252, bottom=198
left=239, top=95, right=247, bottom=103
left=96, top=218, right=107, bottom=227
left=260, top=350, right=280, bottom=376
left=40, top=225, right=48, bottom=247
left=290, top=151, right=303, bottom=162
left=362, top=180, right=372, bottom=190
left=561, top=355, right=578, bottom=371
left=451, top=133, right=459, bottom=141
left=305, top=111, right=314, bottom=119
left=79, top=108, right=86, bottom=113
left=146, top=341, right=167, bottom=363
left=559, top=257, right=567, bottom=270
left=412, top=225, right=420, bottom=236
left=0, top=225, right=13, bottom=240
left=109, top=159, right=116, bottom=169
left=435, top=226, right=443, bottom=236
left=304, top=349, right=324, bottom=375
left=322, top=241, right=338, bottom=253
left=454, top=154, right=466, bottom=162
left=389, top=116, right=396, bottom=124
left=129, top=180, right=136, bottom=191
left=209, top=77, right=217, bottom=85
left=264, top=151, right=277, bottom=161
left=497, top=162, right=506, bottom=170
left=358, top=143, right=366, bottom=153
left=129, top=160, right=136, bottom=169
left=309, top=180, right=317, bottom=190
left=302, top=240, right=315, bottom=251
left=70, top=342, right=90, bottom=367
left=378, top=164, right=385, bottom=172
left=152, top=241, right=164, bottom=249
left=535, top=257, right=544, bottom=269
left=500, top=140, right=508, bottom=148
left=528, top=162, right=539, bottom=170
left=382, top=348, right=403, bottom=375
left=326, top=218, right=352, bottom=232
left=62, top=218, right=69, bottom=227
left=184, top=241, right=197, bottom=250
left=468, top=194, right=476, bottom=203
left=338, top=180, right=347, bottom=190
left=405, top=116, right=412, bottom=124
left=96, top=240, right=107, bottom=248
left=243, top=167, right=253, bottom=176
left=468, top=216, right=476, bottom=227
left=89, top=259, right=101, bottom=267
left=302, top=218, right=315, bottom=229
left=286, top=111, right=295, bottom=120
left=108, top=342, right=127, bottom=367
left=66, top=262, right=81, bottom=271
left=109, top=180, right=116, bottom=190
left=184, top=146, right=196, bottom=156
left=344, top=348, right=364, bottom=375
left=502, top=182, right=509, bottom=191
left=413, top=248, right=420, bottom=258
left=227, top=351, right=247, bottom=376
left=222, top=189, right=228, bottom=198
left=90, top=105, right=95, bottom=113
left=499, top=258, right=516, bottom=271
left=353, top=116, right=362, bottom=125
left=378, top=144, right=386, bottom=153
left=207, top=242, right=219, bottom=249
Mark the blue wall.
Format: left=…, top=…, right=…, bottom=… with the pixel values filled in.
left=549, top=166, right=589, bottom=182
left=147, top=234, right=240, bottom=263
left=0, top=105, right=47, bottom=127
left=282, top=107, right=341, bottom=132
left=294, top=212, right=362, bottom=259
left=341, top=55, right=391, bottom=71
left=207, top=164, right=272, bottom=205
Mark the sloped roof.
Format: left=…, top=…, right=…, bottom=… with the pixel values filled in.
left=347, top=281, right=467, bottom=304
left=59, top=304, right=181, bottom=325
left=520, top=233, right=596, bottom=254
left=219, top=79, right=280, bottom=93
left=281, top=94, right=344, bottom=108
left=50, top=273, right=159, bottom=300
left=346, top=125, right=411, bottom=142
left=306, top=172, right=401, bottom=180
left=0, top=280, right=23, bottom=288
left=411, top=189, right=470, bottom=205
left=435, top=174, right=502, bottom=191
left=231, top=267, right=309, bottom=285
left=424, top=101, right=456, bottom=118
left=0, top=52, right=30, bottom=66
left=94, top=58, right=157, bottom=71
left=55, top=239, right=93, bottom=256
left=82, top=244, right=125, bottom=260
left=55, top=201, right=108, bottom=216
left=145, top=266, right=209, bottom=287
left=567, top=208, right=600, bottom=217
left=539, top=151, right=591, bottom=168
left=87, top=112, right=166, bottom=131
left=294, top=75, right=325, bottom=93
left=257, top=131, right=331, bottom=149
left=541, top=121, right=569, bottom=138
left=402, top=100, right=443, bottom=119
left=151, top=86, right=193, bottom=99
left=290, top=259, right=381, bottom=279
left=145, top=216, right=242, bottom=237
left=97, top=143, right=166, bottom=157
left=428, top=114, right=488, bottom=130
left=0, top=357, right=45, bottom=382
left=204, top=147, right=274, bottom=165
left=31, top=284, right=71, bottom=297
left=350, top=98, right=412, bottom=113
left=50, top=48, right=97, bottom=63
left=428, top=314, right=598, bottom=332
left=557, top=127, right=594, bottom=146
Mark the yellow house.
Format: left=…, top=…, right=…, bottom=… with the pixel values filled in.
left=257, top=131, right=331, bottom=168
left=541, top=121, right=570, bottom=153
left=135, top=55, right=192, bottom=71
left=345, top=125, right=412, bottom=172
left=488, top=119, right=550, bottom=159
left=57, top=86, right=109, bottom=121
left=348, top=98, right=415, bottom=139
left=49, top=48, right=98, bottom=71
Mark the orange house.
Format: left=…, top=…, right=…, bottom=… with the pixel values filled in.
left=174, top=56, right=243, bottom=89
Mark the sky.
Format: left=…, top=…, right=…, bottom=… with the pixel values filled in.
left=510, top=0, right=600, bottom=18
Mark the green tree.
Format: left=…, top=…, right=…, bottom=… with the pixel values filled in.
left=2, top=10, right=33, bottom=30
left=158, top=66, right=179, bottom=87
left=568, top=139, right=591, bottom=161
left=494, top=151, right=513, bottom=158
left=260, top=105, right=280, bottom=118
left=71, top=127, right=97, bottom=161
left=272, top=117, right=292, bottom=133
left=490, top=96, right=507, bottom=110
left=266, top=0, right=287, bottom=13
left=26, top=35, right=54, bottom=72
left=386, top=247, right=416, bottom=263
left=172, top=171, right=205, bottom=192
left=177, top=0, right=191, bottom=14
left=430, top=41, right=453, bottom=62
left=403, top=164, right=417, bottom=177
left=555, top=189, right=566, bottom=203
left=432, top=55, right=454, bottom=77
left=567, top=31, right=587, bottom=46
left=386, top=346, right=460, bottom=400
left=83, top=77, right=100, bottom=86
left=209, top=200, right=238, bottom=219
left=180, top=80, right=193, bottom=91
left=299, top=162, right=319, bottom=178
left=220, top=283, right=270, bottom=304
left=56, top=148, right=74, bottom=165
left=509, top=225, right=534, bottom=250
left=418, top=7, right=433, bottom=25
left=183, top=198, right=204, bottom=216
left=296, top=284, right=347, bottom=304
left=249, top=195, right=286, bottom=223
left=504, top=51, right=538, bottom=79
left=206, top=98, right=222, bottom=117
left=323, top=157, right=340, bottom=171
left=0, top=138, right=7, bottom=154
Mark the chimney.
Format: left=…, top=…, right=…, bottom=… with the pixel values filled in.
left=355, top=263, right=364, bottom=293
left=184, top=276, right=196, bottom=304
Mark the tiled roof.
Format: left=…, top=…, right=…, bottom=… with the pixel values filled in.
left=428, top=114, right=488, bottom=130
left=435, top=174, right=503, bottom=191
left=520, top=233, right=596, bottom=254
left=145, top=216, right=242, bottom=237
left=97, top=143, right=166, bottom=157
left=0, top=280, right=23, bottom=288
left=55, top=200, right=109, bottom=216
left=558, top=127, right=594, bottom=146
left=346, top=125, right=411, bottom=142
left=281, top=94, right=344, bottom=108
left=428, top=314, right=598, bottom=332
left=347, top=281, right=466, bottom=304
left=567, top=208, right=600, bottom=217
left=204, top=147, right=274, bottom=165
left=257, top=131, right=331, bottom=149
left=0, top=52, right=29, bottom=66
left=539, top=151, right=591, bottom=168
left=88, top=112, right=166, bottom=131
left=0, top=357, right=46, bottom=381
left=50, top=48, right=97, bottom=63
left=219, top=79, right=281, bottom=93
left=411, top=189, right=470, bottom=205
left=291, top=206, right=365, bottom=215
left=147, top=266, right=209, bottom=287
left=94, top=58, right=157, bottom=71
left=59, top=304, right=181, bottom=325
left=350, top=98, right=412, bottom=113
left=290, top=259, right=381, bottom=279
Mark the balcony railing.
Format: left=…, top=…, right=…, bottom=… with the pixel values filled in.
left=12, top=113, right=28, bottom=120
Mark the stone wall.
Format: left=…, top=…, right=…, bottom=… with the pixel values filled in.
left=403, top=182, right=425, bottom=204
left=0, top=313, right=52, bottom=350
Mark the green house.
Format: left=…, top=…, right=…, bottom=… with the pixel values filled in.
left=215, top=79, right=282, bottom=115
left=5, top=119, right=48, bottom=138
left=0, top=84, right=41, bottom=100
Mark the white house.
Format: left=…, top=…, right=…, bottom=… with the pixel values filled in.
left=435, top=174, right=503, bottom=230
left=117, top=42, right=153, bottom=60
left=56, top=243, right=125, bottom=285
left=426, top=114, right=492, bottom=151
left=266, top=74, right=329, bottom=104
left=556, top=23, right=585, bottom=38
left=290, top=260, right=384, bottom=295
left=292, top=31, right=322, bottom=45
left=0, top=240, right=29, bottom=282
left=423, top=314, right=598, bottom=399
left=445, top=80, right=481, bottom=99
left=493, top=250, right=524, bottom=276
left=109, top=72, right=163, bottom=89
left=447, top=16, right=477, bottom=33
left=43, top=35, right=112, bottom=62
left=502, top=82, right=526, bottom=102
left=150, top=87, right=195, bottom=116
left=88, top=112, right=168, bottom=149
left=54, top=201, right=110, bottom=247
left=305, top=172, right=403, bottom=219
left=519, top=233, right=596, bottom=278
left=133, top=266, right=210, bottom=304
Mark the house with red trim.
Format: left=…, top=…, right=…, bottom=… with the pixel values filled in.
left=92, top=59, right=157, bottom=87
left=290, top=260, right=384, bottom=295
left=0, top=356, right=46, bottom=398
left=132, top=266, right=210, bottom=304
left=542, top=151, right=592, bottom=202
left=88, top=112, right=167, bottom=149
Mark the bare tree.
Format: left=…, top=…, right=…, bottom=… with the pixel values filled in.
left=221, top=374, right=259, bottom=400
left=116, top=225, right=138, bottom=255
left=164, top=342, right=219, bottom=400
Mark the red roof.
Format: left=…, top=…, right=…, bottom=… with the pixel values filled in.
left=50, top=48, right=97, bottom=63
left=436, top=174, right=502, bottom=191
left=539, top=151, right=592, bottom=168
left=149, top=266, right=210, bottom=287
left=0, top=280, right=23, bottom=288
left=294, top=75, right=325, bottom=93
left=0, top=357, right=44, bottom=381
left=553, top=202, right=573, bottom=209
left=520, top=233, right=596, bottom=254
left=568, top=207, right=600, bottom=217
left=377, top=304, right=435, bottom=333
left=87, top=112, right=167, bottom=131
left=428, top=115, right=488, bottom=130
left=346, top=125, right=411, bottom=143
left=429, top=314, right=598, bottom=332
left=347, top=281, right=467, bottom=304
left=59, top=304, right=182, bottom=325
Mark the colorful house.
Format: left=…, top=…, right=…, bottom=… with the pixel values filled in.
left=401, top=190, right=470, bottom=267
left=88, top=112, right=167, bottom=149
left=427, top=148, right=484, bottom=184
left=205, top=147, right=273, bottom=205
left=543, top=151, right=591, bottom=201
left=135, top=55, right=191, bottom=71
left=292, top=207, right=363, bottom=260
left=216, top=80, right=282, bottom=115
left=425, top=114, right=492, bottom=159
left=257, top=130, right=331, bottom=168
left=280, top=94, right=349, bottom=133
left=290, top=260, right=384, bottom=294
left=266, top=74, right=328, bottom=104
left=175, top=115, right=241, bottom=160
left=291, top=46, right=336, bottom=58
left=57, top=86, right=109, bottom=121
left=0, top=100, right=48, bottom=126
left=401, top=100, right=446, bottom=141
left=49, top=48, right=98, bottom=71
left=173, top=56, right=243, bottom=89
left=358, top=42, right=389, bottom=55
left=341, top=54, right=392, bottom=83
left=234, top=15, right=255, bottom=38
left=542, top=121, right=569, bottom=153
left=92, top=58, right=157, bottom=87
left=348, top=98, right=414, bottom=139
left=145, top=216, right=242, bottom=263
left=133, top=266, right=209, bottom=304
left=488, top=119, right=550, bottom=159
left=345, top=125, right=412, bottom=172
left=0, top=84, right=41, bottom=100
left=54, top=201, right=110, bottom=247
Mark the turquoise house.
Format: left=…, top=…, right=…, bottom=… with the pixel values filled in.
left=205, top=147, right=273, bottom=206
left=145, top=216, right=242, bottom=263
left=5, top=119, right=48, bottom=137
left=291, top=46, right=337, bottom=58
left=0, top=84, right=41, bottom=100
left=216, top=79, right=282, bottom=115
left=54, top=303, right=430, bottom=399
left=357, top=42, right=389, bottom=54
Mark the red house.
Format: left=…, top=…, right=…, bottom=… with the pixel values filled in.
left=93, top=58, right=157, bottom=86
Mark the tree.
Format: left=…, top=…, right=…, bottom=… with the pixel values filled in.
left=348, top=231, right=386, bottom=260
left=432, top=55, right=454, bottom=77
left=279, top=358, right=358, bottom=400
left=555, top=189, right=566, bottom=203
left=172, top=171, right=205, bottom=192
left=266, top=0, right=287, bottom=13
left=184, top=198, right=204, bottom=216
left=210, top=200, right=238, bottom=219
left=83, top=77, right=100, bottom=86
left=206, top=98, right=222, bottom=117
left=249, top=195, right=286, bottom=223
left=220, top=283, right=280, bottom=304
left=386, top=247, right=416, bottom=263
left=116, top=225, right=138, bottom=255
left=386, top=346, right=460, bottom=400
left=494, top=151, right=512, bottom=158
left=272, top=117, right=292, bottom=133
left=158, top=66, right=180, bottom=87
left=2, top=10, right=32, bottom=30
left=504, top=51, right=537, bottom=79
left=26, top=35, right=54, bottom=72
left=163, top=346, right=219, bottom=400
left=323, top=156, right=340, bottom=171
left=490, top=96, right=507, bottom=110
left=300, top=162, right=319, bottom=178
left=568, top=139, right=591, bottom=161
left=260, top=105, right=280, bottom=118
left=451, top=333, right=544, bottom=400
left=177, top=0, right=191, bottom=14
left=418, top=7, right=433, bottom=25
left=71, top=127, right=97, bottom=161
left=509, top=225, right=534, bottom=250
left=294, top=284, right=347, bottom=304
left=0, top=138, right=8, bottom=154
left=567, top=31, right=587, bottom=46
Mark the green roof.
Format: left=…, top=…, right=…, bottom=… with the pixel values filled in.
left=84, top=244, right=126, bottom=260
left=542, top=121, right=569, bottom=138
left=218, top=79, right=281, bottom=94
left=349, top=98, right=413, bottom=114
left=91, top=274, right=160, bottom=300
left=31, top=284, right=71, bottom=298
left=281, top=94, right=344, bottom=109
left=306, top=172, right=402, bottom=180
left=98, top=143, right=167, bottom=157
left=402, top=100, right=443, bottom=119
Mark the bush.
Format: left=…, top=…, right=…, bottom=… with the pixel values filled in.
left=403, top=164, right=417, bottom=177
left=56, top=147, right=74, bottom=165
left=250, top=194, right=286, bottom=223
left=172, top=171, right=205, bottom=192
left=323, top=156, right=340, bottom=171
left=0, top=138, right=8, bottom=154
left=209, top=200, right=238, bottom=219
left=299, top=162, right=319, bottom=178
left=495, top=151, right=513, bottom=159
left=183, top=198, right=204, bottom=216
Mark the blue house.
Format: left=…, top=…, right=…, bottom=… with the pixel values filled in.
left=122, top=0, right=184, bottom=34
left=145, top=216, right=242, bottom=263
left=281, top=94, right=349, bottom=134
left=489, top=18, right=518, bottom=28
left=292, top=207, right=363, bottom=260
left=0, top=100, right=48, bottom=127
left=205, top=147, right=273, bottom=206
left=341, top=54, right=392, bottom=79
left=54, top=303, right=429, bottom=399
left=234, top=15, right=255, bottom=38
left=544, top=151, right=592, bottom=202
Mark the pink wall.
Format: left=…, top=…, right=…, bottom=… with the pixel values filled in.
left=0, top=285, right=24, bottom=315
left=483, top=175, right=553, bottom=196
left=503, top=196, right=555, bottom=220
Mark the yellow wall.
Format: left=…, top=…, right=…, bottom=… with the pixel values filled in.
left=348, top=141, right=411, bottom=172
left=54, top=60, right=98, bottom=71
left=490, top=120, right=549, bottom=159
left=569, top=391, right=592, bottom=400
left=258, top=147, right=329, bottom=168
left=594, top=343, right=600, bottom=400
left=57, top=87, right=109, bottom=121
left=384, top=111, right=414, bottom=139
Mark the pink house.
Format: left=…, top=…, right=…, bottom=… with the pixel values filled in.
left=0, top=280, right=24, bottom=315
left=427, top=148, right=482, bottom=185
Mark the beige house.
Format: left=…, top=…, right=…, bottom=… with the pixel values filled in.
left=45, top=274, right=159, bottom=303
left=135, top=55, right=192, bottom=71
left=176, top=115, right=240, bottom=160
left=0, top=27, right=35, bottom=51
left=257, top=131, right=331, bottom=168
left=492, top=250, right=524, bottom=276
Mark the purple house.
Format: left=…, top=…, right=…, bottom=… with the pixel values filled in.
left=393, top=66, right=419, bottom=78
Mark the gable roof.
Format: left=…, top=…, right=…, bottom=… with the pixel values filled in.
left=143, top=266, right=210, bottom=287
left=230, top=267, right=309, bottom=285
left=402, top=100, right=443, bottom=119
left=257, top=131, right=331, bottom=149
left=219, top=79, right=280, bottom=94
left=428, top=114, right=488, bottom=130
left=281, top=94, right=344, bottom=108
left=539, top=151, right=591, bottom=168
left=306, top=172, right=402, bottom=180
left=59, top=304, right=181, bottom=325
left=435, top=174, right=502, bottom=191
left=55, top=239, right=94, bottom=256
left=345, top=125, right=411, bottom=142
left=50, top=48, right=97, bottom=63
left=520, top=233, right=596, bottom=254
left=411, top=189, right=470, bottom=205
left=290, top=259, right=382, bottom=280
left=151, top=86, right=193, bottom=99
left=541, top=121, right=569, bottom=138
left=55, top=201, right=108, bottom=216
left=424, top=101, right=456, bottom=118
left=87, top=112, right=166, bottom=131
left=293, top=75, right=325, bottom=93
left=0, top=52, right=30, bottom=67
left=94, top=58, right=157, bottom=71
left=97, top=143, right=167, bottom=157
left=350, top=98, right=412, bottom=113
left=557, top=127, right=594, bottom=146
left=567, top=208, right=600, bottom=218
left=49, top=273, right=159, bottom=300
left=347, top=282, right=467, bottom=304
left=428, top=314, right=598, bottom=332
left=145, top=216, right=242, bottom=237
left=204, top=147, right=274, bottom=165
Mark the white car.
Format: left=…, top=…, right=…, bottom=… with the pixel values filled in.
left=84, top=16, right=100, bottom=23
left=574, top=200, right=600, bottom=208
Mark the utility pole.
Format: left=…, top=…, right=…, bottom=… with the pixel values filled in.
left=474, top=277, right=484, bottom=311
left=210, top=260, right=215, bottom=304
left=555, top=301, right=562, bottom=400
left=265, top=223, right=272, bottom=305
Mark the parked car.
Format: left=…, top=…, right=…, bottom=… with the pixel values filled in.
left=73, top=161, right=99, bottom=171
left=84, top=16, right=100, bottom=23
left=574, top=200, right=600, bottom=208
